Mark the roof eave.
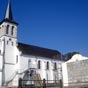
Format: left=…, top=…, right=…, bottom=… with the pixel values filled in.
left=0, top=19, right=18, bottom=25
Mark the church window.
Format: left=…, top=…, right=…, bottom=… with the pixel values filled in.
left=0, top=50, right=1, bottom=54
left=46, top=62, right=49, bottom=70
left=12, top=42, right=13, bottom=46
left=28, top=59, right=31, bottom=68
left=16, top=55, right=18, bottom=63
left=7, top=41, right=8, bottom=44
left=6, top=25, right=9, bottom=34
left=38, top=60, right=41, bottom=69
left=54, top=62, right=57, bottom=70
left=11, top=26, right=14, bottom=35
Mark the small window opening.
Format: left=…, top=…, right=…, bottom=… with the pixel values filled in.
left=6, top=25, right=9, bottom=34
left=0, top=50, right=1, bottom=54
left=11, top=26, right=14, bottom=35
left=46, top=62, right=49, bottom=70
left=54, top=62, right=57, bottom=70
left=16, top=55, right=18, bottom=63
left=38, top=60, right=41, bottom=69
left=7, top=41, right=8, bottom=45
left=9, top=38, right=11, bottom=41
left=12, top=42, right=14, bottom=46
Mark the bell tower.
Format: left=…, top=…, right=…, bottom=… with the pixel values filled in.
left=0, top=0, right=18, bottom=39
left=0, top=0, right=18, bottom=86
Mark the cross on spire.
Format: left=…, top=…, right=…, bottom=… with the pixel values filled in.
left=4, top=0, right=13, bottom=20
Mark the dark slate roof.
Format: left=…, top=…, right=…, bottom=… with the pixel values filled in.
left=0, top=19, right=18, bottom=25
left=18, top=43, right=62, bottom=59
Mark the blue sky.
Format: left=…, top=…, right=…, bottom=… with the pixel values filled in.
left=0, top=0, right=88, bottom=56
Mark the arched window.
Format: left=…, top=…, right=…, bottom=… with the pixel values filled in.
left=11, top=26, right=14, bottom=35
left=38, top=60, right=41, bottom=69
left=6, top=25, right=9, bottom=34
left=46, top=62, right=49, bottom=70
left=54, top=62, right=57, bottom=70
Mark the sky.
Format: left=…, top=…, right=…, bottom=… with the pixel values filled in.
left=0, top=0, right=88, bottom=56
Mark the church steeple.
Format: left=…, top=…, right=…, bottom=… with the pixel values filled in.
left=0, top=0, right=18, bottom=38
left=4, top=0, right=13, bottom=20
left=0, top=0, right=18, bottom=25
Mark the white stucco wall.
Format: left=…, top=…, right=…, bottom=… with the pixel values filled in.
left=0, top=35, right=63, bottom=87
left=62, top=63, right=68, bottom=86
left=62, top=54, right=88, bottom=87
left=0, top=55, right=2, bottom=86
left=19, top=54, right=62, bottom=82
left=0, top=72, right=2, bottom=86
left=0, top=56, right=3, bottom=71
left=0, top=36, right=19, bottom=86
left=0, top=22, right=17, bottom=38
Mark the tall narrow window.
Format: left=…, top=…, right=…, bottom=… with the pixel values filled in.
left=12, top=42, right=14, bottom=46
left=11, top=26, right=14, bottom=35
left=54, top=62, right=57, bottom=70
left=46, top=62, right=49, bottom=70
left=7, top=41, right=8, bottom=45
left=16, top=55, right=18, bottom=63
left=38, top=60, right=41, bottom=69
left=0, top=50, right=1, bottom=54
left=6, top=25, right=9, bottom=34
left=28, top=59, right=31, bottom=68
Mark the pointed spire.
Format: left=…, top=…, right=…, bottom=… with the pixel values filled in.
left=4, top=0, right=13, bottom=20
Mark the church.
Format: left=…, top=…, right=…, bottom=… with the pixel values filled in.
left=0, top=0, right=63, bottom=87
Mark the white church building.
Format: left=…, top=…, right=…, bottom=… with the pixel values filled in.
left=0, top=0, right=63, bottom=87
